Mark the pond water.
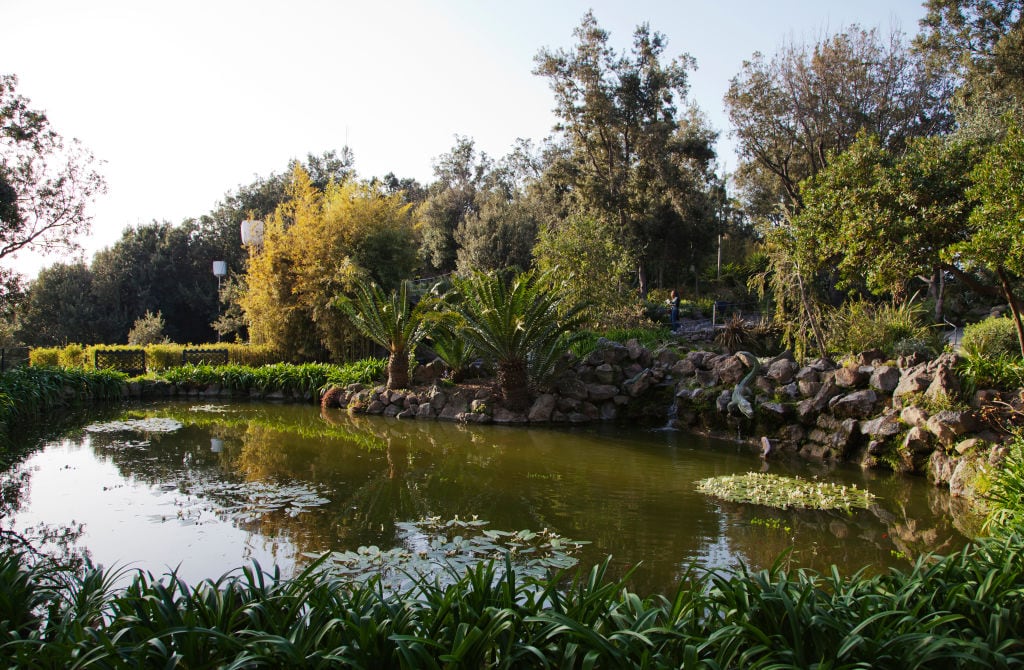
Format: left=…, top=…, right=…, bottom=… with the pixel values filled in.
left=2, top=400, right=974, bottom=595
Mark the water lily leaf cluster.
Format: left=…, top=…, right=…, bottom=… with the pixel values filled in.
left=310, top=516, right=589, bottom=591
left=697, top=472, right=875, bottom=511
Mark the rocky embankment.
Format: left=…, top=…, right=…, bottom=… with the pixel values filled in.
left=324, top=338, right=1014, bottom=499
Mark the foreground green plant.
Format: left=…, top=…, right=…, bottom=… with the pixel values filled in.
left=696, top=472, right=876, bottom=511
left=4, top=532, right=1024, bottom=667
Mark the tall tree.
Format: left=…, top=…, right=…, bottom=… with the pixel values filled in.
left=0, top=74, right=105, bottom=305
left=17, top=262, right=105, bottom=345
left=955, top=118, right=1024, bottom=354
left=240, top=165, right=419, bottom=362
left=534, top=12, right=717, bottom=296
left=725, top=26, right=949, bottom=216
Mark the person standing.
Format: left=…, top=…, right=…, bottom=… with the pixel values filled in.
left=668, top=289, right=680, bottom=331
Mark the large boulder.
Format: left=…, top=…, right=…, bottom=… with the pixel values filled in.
left=831, top=390, right=879, bottom=419
left=834, top=366, right=869, bottom=389
left=528, top=393, right=557, bottom=422
left=766, top=358, right=799, bottom=385
left=869, top=365, right=901, bottom=393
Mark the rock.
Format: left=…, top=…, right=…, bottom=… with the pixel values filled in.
left=581, top=402, right=600, bottom=420
left=811, top=381, right=844, bottom=412
left=834, top=366, right=868, bottom=388
left=671, top=358, right=695, bottom=377
left=586, top=383, right=619, bottom=402
left=754, top=377, right=774, bottom=395
left=897, top=351, right=927, bottom=368
left=861, top=412, right=902, bottom=438
left=412, top=359, right=445, bottom=384
left=366, top=400, right=386, bottom=414
left=925, top=364, right=961, bottom=403
left=492, top=407, right=528, bottom=424
left=925, top=415, right=957, bottom=446
left=686, top=350, right=715, bottom=369
left=395, top=408, right=417, bottom=420
left=528, top=394, right=556, bottom=422
left=438, top=397, right=468, bottom=421
left=718, top=355, right=751, bottom=386
left=798, top=380, right=822, bottom=398
left=869, top=365, right=900, bottom=393
left=831, top=390, right=878, bottom=419
left=416, top=403, right=434, bottom=419
left=903, top=426, right=933, bottom=454
left=796, top=399, right=817, bottom=425
left=599, top=401, right=618, bottom=421
left=808, top=357, right=838, bottom=372
left=470, top=399, right=489, bottom=414
left=626, top=338, right=645, bottom=360
left=857, top=349, right=886, bottom=366
left=795, top=367, right=821, bottom=383
left=594, top=363, right=617, bottom=384
left=928, top=410, right=978, bottom=445
left=900, top=406, right=929, bottom=429
left=623, top=362, right=644, bottom=379
left=758, top=401, right=789, bottom=421
left=766, top=359, right=799, bottom=384
left=893, top=368, right=932, bottom=400
left=929, top=449, right=956, bottom=486
left=429, top=388, right=447, bottom=411
left=383, top=404, right=401, bottom=417
left=556, top=376, right=588, bottom=401
left=654, top=347, right=680, bottom=366
left=557, top=397, right=581, bottom=413
left=716, top=389, right=732, bottom=413
left=780, top=382, right=800, bottom=399
left=955, top=437, right=984, bottom=455
left=694, top=369, right=719, bottom=388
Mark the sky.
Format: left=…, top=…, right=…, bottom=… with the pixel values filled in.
left=1, top=0, right=931, bottom=279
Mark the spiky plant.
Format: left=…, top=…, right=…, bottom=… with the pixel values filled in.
left=451, top=270, right=588, bottom=411
left=335, top=283, right=440, bottom=390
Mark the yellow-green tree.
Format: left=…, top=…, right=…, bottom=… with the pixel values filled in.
left=240, top=165, right=419, bottom=361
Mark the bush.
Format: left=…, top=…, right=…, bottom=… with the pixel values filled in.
left=57, top=344, right=85, bottom=369
left=825, top=299, right=940, bottom=358
left=127, top=310, right=169, bottom=345
left=28, top=348, right=59, bottom=367
left=962, top=316, right=1022, bottom=359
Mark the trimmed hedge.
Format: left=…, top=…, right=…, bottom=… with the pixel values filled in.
left=29, top=343, right=283, bottom=373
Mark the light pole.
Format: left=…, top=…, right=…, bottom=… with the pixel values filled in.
left=212, top=260, right=227, bottom=342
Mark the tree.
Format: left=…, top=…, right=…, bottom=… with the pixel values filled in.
left=792, top=132, right=977, bottom=319
left=0, top=74, right=105, bottom=308
left=534, top=12, right=718, bottom=296
left=335, top=282, right=438, bottom=390
left=533, top=214, right=634, bottom=328
left=16, top=262, right=104, bottom=345
left=725, top=27, right=949, bottom=217
left=451, top=270, right=588, bottom=411
left=127, top=310, right=169, bottom=345
left=955, top=119, right=1024, bottom=354
left=417, top=137, right=491, bottom=275
left=240, top=165, right=420, bottom=361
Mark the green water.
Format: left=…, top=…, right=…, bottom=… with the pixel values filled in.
left=2, top=400, right=973, bottom=595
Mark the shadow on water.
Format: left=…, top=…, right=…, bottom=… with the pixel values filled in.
left=1, top=399, right=975, bottom=595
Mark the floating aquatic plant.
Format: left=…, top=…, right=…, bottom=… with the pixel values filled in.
left=697, top=473, right=875, bottom=511
left=309, top=515, right=589, bottom=591
left=84, top=418, right=183, bottom=433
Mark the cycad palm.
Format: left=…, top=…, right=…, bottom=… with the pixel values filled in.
left=454, top=270, right=587, bottom=410
left=336, top=282, right=438, bottom=390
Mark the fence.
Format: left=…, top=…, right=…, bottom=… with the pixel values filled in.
left=711, top=301, right=764, bottom=328
left=0, top=347, right=29, bottom=372
left=94, top=349, right=147, bottom=376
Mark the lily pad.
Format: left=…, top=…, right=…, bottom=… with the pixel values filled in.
left=85, top=418, right=183, bottom=434
left=696, top=472, right=875, bottom=511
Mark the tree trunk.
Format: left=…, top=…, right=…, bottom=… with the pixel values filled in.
left=996, top=266, right=1024, bottom=358
left=498, top=359, right=531, bottom=411
left=637, top=263, right=648, bottom=299
left=387, top=351, right=409, bottom=390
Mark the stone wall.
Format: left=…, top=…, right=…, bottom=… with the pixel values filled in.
left=324, top=338, right=1012, bottom=498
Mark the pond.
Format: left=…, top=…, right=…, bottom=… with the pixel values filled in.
left=2, top=400, right=974, bottom=595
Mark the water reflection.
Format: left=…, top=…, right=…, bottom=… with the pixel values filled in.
left=1, top=400, right=975, bottom=595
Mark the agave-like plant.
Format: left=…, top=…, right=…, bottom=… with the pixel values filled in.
left=335, top=282, right=441, bottom=390
left=451, top=270, right=588, bottom=411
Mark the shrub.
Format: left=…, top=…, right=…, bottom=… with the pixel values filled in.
left=958, top=352, right=1024, bottom=393
left=127, top=310, right=169, bottom=345
left=825, top=299, right=939, bottom=358
left=962, top=316, right=1022, bottom=359
left=57, top=344, right=86, bottom=369
left=28, top=348, right=59, bottom=367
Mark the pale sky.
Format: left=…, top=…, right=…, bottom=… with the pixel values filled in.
left=2, top=0, right=929, bottom=278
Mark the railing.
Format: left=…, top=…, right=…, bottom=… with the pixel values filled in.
left=405, top=274, right=451, bottom=301
left=94, top=349, right=147, bottom=376
left=711, top=301, right=764, bottom=328
left=182, top=349, right=229, bottom=366
left=0, top=347, right=29, bottom=371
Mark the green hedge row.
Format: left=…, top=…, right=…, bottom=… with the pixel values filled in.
left=28, top=343, right=281, bottom=372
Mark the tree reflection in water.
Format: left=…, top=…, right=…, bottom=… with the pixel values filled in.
left=1, top=400, right=973, bottom=595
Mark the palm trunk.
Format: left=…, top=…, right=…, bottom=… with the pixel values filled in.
left=498, top=359, right=531, bottom=411
left=387, top=351, right=409, bottom=390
